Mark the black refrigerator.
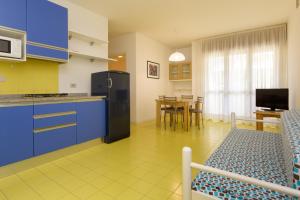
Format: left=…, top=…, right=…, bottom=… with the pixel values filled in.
left=91, top=71, right=130, bottom=144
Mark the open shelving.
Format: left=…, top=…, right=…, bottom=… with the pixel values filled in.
left=69, top=50, right=117, bottom=62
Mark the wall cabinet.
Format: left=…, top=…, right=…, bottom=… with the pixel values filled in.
left=76, top=100, right=106, bottom=144
left=27, top=0, right=68, bottom=62
left=0, top=105, right=33, bottom=166
left=169, top=62, right=192, bottom=81
left=0, top=0, right=27, bottom=31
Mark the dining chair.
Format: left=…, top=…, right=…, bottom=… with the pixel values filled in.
left=190, top=97, right=204, bottom=129
left=163, top=97, right=183, bottom=130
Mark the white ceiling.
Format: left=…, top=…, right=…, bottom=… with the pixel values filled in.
left=70, top=0, right=295, bottom=47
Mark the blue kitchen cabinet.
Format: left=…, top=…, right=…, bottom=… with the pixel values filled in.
left=76, top=100, right=106, bottom=144
left=27, top=0, right=68, bottom=48
left=34, top=126, right=76, bottom=156
left=27, top=0, right=68, bottom=62
left=0, top=0, right=27, bottom=31
left=33, top=102, right=77, bottom=155
left=0, top=105, right=33, bottom=166
left=27, top=45, right=68, bottom=62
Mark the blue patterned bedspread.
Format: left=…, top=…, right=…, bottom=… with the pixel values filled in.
left=192, top=129, right=291, bottom=199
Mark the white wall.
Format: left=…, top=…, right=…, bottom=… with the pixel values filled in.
left=135, top=33, right=171, bottom=123
left=288, top=7, right=300, bottom=109
left=109, top=33, right=171, bottom=123
left=50, top=0, right=108, bottom=94
left=109, top=33, right=137, bottom=122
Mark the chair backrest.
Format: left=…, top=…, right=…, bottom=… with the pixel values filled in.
left=195, top=97, right=204, bottom=110
left=181, top=95, right=193, bottom=100
left=164, top=96, right=177, bottom=101
left=159, top=95, right=165, bottom=100
left=163, top=96, right=177, bottom=108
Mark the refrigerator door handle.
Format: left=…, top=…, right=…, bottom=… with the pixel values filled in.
left=108, top=78, right=113, bottom=89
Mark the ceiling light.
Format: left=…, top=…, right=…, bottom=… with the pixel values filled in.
left=118, top=55, right=123, bottom=58
left=169, top=51, right=185, bottom=62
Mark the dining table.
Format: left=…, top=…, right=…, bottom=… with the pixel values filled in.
left=155, top=98, right=191, bottom=131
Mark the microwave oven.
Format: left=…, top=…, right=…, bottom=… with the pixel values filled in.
left=0, top=35, right=22, bottom=59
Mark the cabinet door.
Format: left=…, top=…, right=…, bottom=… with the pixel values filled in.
left=0, top=105, right=33, bottom=166
left=181, top=63, right=192, bottom=79
left=169, top=65, right=180, bottom=80
left=0, top=0, right=27, bottom=31
left=76, top=100, right=106, bottom=144
left=27, top=0, right=68, bottom=49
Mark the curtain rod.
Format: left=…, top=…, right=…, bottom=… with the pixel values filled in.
left=196, top=23, right=287, bottom=41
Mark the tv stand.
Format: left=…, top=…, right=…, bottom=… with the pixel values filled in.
left=255, top=110, right=282, bottom=131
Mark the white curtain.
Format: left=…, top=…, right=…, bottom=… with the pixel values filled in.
left=193, top=25, right=287, bottom=121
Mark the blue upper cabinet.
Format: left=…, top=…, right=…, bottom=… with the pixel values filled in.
left=0, top=105, right=33, bottom=166
left=27, top=0, right=68, bottom=62
left=77, top=100, right=106, bottom=144
left=27, top=0, right=68, bottom=49
left=0, top=0, right=27, bottom=31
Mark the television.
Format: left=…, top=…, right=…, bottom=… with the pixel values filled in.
left=256, top=89, right=289, bottom=111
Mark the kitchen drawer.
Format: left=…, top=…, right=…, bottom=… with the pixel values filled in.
left=34, top=102, right=76, bottom=115
left=34, top=113, right=76, bottom=129
left=27, top=44, right=68, bottom=62
left=34, top=125, right=76, bottom=156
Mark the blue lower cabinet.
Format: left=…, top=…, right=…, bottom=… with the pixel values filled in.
left=0, top=105, right=33, bottom=166
left=34, top=102, right=76, bottom=115
left=34, top=114, right=76, bottom=129
left=27, top=44, right=68, bottom=63
left=34, top=126, right=76, bottom=156
left=76, top=100, right=106, bottom=144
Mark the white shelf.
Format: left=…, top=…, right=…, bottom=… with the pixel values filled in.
left=69, top=50, right=117, bottom=62
left=170, top=79, right=192, bottom=82
left=69, top=30, right=108, bottom=45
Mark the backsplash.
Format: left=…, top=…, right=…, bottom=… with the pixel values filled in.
left=0, top=59, right=59, bottom=94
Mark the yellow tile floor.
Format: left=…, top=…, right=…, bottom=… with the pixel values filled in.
left=0, top=120, right=278, bottom=200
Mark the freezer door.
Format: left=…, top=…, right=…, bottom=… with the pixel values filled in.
left=105, top=72, right=130, bottom=143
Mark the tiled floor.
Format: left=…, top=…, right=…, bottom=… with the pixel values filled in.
left=0, top=120, right=277, bottom=200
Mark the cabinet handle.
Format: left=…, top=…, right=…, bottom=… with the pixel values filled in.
left=34, top=123, right=76, bottom=134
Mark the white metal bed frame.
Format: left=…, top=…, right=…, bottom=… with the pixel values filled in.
left=182, top=112, right=300, bottom=200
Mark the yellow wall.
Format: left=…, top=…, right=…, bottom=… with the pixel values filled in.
left=0, top=59, right=59, bottom=94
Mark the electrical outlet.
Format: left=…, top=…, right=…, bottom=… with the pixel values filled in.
left=70, top=83, right=77, bottom=88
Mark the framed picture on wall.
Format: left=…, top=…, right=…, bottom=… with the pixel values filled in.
left=147, top=61, right=160, bottom=79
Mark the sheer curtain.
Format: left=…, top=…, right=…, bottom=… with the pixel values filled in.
left=195, top=25, right=287, bottom=120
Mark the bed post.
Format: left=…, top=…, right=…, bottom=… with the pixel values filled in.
left=182, top=147, right=192, bottom=200
left=231, top=112, right=236, bottom=129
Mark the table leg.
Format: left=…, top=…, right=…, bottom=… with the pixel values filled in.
left=184, top=103, right=189, bottom=131
left=256, top=113, right=263, bottom=131
left=156, top=101, right=161, bottom=128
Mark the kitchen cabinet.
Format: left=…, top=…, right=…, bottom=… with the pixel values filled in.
left=76, top=100, right=106, bottom=144
left=169, top=62, right=192, bottom=81
left=0, top=105, right=33, bottom=166
left=34, top=125, right=76, bottom=156
left=33, top=102, right=76, bottom=156
left=27, top=0, right=68, bottom=62
left=0, top=0, right=27, bottom=31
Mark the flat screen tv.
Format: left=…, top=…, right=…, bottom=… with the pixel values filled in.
left=256, top=89, right=289, bottom=111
